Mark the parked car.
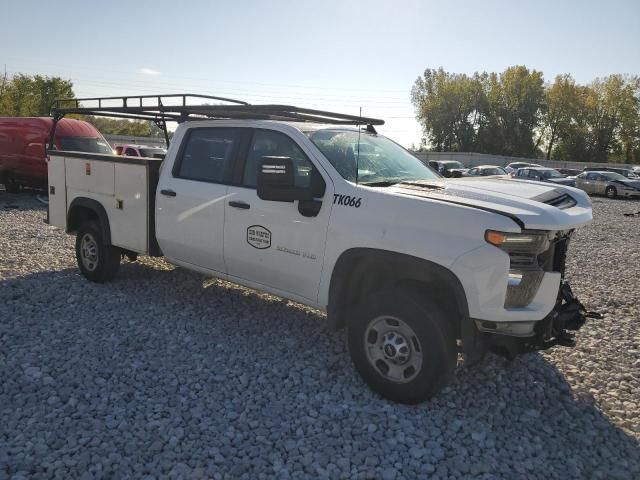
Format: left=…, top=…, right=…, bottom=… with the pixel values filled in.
left=47, top=94, right=594, bottom=404
left=116, top=144, right=167, bottom=159
left=575, top=171, right=640, bottom=198
left=427, top=160, right=467, bottom=177
left=514, top=167, right=576, bottom=186
left=505, top=162, right=541, bottom=174
left=556, top=168, right=581, bottom=177
left=583, top=166, right=639, bottom=179
left=0, top=117, right=111, bottom=192
left=463, top=165, right=508, bottom=177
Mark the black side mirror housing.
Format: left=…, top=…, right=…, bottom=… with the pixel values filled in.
left=257, top=156, right=313, bottom=202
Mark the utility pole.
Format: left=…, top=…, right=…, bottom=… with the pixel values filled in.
left=0, top=64, right=7, bottom=100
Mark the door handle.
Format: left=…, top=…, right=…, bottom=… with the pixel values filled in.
left=160, top=189, right=176, bottom=197
left=228, top=201, right=250, bottom=210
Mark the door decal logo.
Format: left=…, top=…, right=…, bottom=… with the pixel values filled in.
left=247, top=225, right=271, bottom=249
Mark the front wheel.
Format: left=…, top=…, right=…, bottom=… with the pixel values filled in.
left=348, top=288, right=457, bottom=404
left=605, top=186, right=617, bottom=199
left=75, top=221, right=121, bottom=283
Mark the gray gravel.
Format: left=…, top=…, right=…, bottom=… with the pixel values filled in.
left=1, top=190, right=639, bottom=479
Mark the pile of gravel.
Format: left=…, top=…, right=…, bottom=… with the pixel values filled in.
left=1, top=191, right=639, bottom=480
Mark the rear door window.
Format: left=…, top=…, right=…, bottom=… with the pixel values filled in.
left=174, top=128, right=239, bottom=184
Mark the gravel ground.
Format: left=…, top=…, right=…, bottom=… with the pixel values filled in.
left=1, top=190, right=639, bottom=480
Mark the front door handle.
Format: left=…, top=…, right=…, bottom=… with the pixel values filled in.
left=160, top=189, right=176, bottom=197
left=228, top=201, right=250, bottom=210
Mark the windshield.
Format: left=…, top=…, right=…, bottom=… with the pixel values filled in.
left=59, top=136, right=112, bottom=154
left=308, top=130, right=439, bottom=185
left=602, top=172, right=627, bottom=181
left=542, top=169, right=564, bottom=178
left=444, top=161, right=465, bottom=169
left=484, top=167, right=506, bottom=175
left=140, top=148, right=166, bottom=158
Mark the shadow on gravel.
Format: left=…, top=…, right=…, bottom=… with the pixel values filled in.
left=1, top=262, right=639, bottom=479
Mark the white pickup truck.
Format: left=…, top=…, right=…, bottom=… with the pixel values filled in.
left=46, top=95, right=595, bottom=403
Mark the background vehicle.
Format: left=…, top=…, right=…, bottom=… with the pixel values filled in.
left=46, top=94, right=594, bottom=404
left=505, top=161, right=541, bottom=174
left=0, top=117, right=110, bottom=192
left=583, top=166, right=639, bottom=179
left=427, top=160, right=467, bottom=177
left=514, top=167, right=576, bottom=186
left=575, top=171, right=640, bottom=198
left=116, top=144, right=167, bottom=159
left=556, top=168, right=581, bottom=177
left=463, top=165, right=507, bottom=177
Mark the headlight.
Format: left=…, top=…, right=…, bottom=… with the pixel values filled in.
left=485, top=230, right=549, bottom=251
left=486, top=230, right=551, bottom=308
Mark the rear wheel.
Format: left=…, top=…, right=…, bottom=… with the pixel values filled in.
left=348, top=288, right=457, bottom=404
left=75, top=221, right=121, bottom=283
left=605, top=186, right=617, bottom=199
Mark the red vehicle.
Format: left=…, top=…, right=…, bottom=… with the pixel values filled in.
left=0, top=117, right=111, bottom=192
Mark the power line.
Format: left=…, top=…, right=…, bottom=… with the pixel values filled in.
left=3, top=57, right=413, bottom=97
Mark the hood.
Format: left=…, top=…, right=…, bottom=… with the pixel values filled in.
left=547, top=177, right=575, bottom=186
left=387, top=177, right=592, bottom=231
left=614, top=179, right=640, bottom=189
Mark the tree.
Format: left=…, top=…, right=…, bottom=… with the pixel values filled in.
left=541, top=74, right=579, bottom=159
left=411, top=68, right=488, bottom=152
left=484, top=66, right=545, bottom=157
left=0, top=74, right=74, bottom=116
left=552, top=75, right=639, bottom=163
left=411, top=66, right=545, bottom=157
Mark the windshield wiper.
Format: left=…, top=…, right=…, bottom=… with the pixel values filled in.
left=361, top=180, right=402, bottom=187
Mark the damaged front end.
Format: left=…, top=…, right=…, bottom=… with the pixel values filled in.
left=472, top=231, right=601, bottom=360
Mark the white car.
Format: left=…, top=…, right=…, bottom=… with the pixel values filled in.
left=505, top=162, right=542, bottom=174
left=115, top=144, right=167, bottom=159
left=46, top=95, right=594, bottom=403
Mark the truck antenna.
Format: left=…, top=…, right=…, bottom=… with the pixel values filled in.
left=356, top=106, right=361, bottom=185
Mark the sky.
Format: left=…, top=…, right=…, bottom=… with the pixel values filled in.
left=1, top=0, right=639, bottom=147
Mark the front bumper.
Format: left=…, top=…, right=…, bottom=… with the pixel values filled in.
left=472, top=281, right=599, bottom=358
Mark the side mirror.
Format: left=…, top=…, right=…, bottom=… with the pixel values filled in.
left=257, top=156, right=312, bottom=202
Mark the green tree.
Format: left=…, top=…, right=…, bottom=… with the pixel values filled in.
left=0, top=74, right=74, bottom=116
left=541, top=74, right=579, bottom=159
left=411, top=68, right=488, bottom=152
left=484, top=66, right=545, bottom=157
left=411, top=66, right=545, bottom=157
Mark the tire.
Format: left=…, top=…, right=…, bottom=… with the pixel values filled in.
left=348, top=288, right=457, bottom=404
left=605, top=186, right=617, bottom=199
left=75, top=221, right=121, bottom=283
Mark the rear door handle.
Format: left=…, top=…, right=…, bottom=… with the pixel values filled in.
left=160, top=189, right=176, bottom=197
left=228, top=201, right=250, bottom=210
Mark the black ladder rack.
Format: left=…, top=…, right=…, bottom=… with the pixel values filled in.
left=49, top=93, right=385, bottom=148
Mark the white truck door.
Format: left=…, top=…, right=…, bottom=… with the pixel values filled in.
left=155, top=127, right=242, bottom=274
left=223, top=129, right=332, bottom=302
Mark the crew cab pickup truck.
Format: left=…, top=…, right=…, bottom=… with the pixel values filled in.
left=46, top=95, right=594, bottom=403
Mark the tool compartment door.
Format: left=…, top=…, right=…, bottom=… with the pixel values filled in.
left=47, top=154, right=67, bottom=229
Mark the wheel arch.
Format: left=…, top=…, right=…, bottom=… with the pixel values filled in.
left=67, top=197, right=112, bottom=245
left=327, top=248, right=482, bottom=361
